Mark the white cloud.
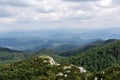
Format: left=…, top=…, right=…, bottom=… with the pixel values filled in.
left=0, top=18, right=15, bottom=23
left=0, top=0, right=120, bottom=31
left=98, top=0, right=112, bottom=7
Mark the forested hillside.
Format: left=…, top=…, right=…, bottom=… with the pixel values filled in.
left=31, top=49, right=65, bottom=63
left=68, top=40, right=120, bottom=72
left=0, top=56, right=94, bottom=80
left=95, top=66, right=120, bottom=80
left=0, top=55, right=119, bottom=80
left=60, top=39, right=117, bottom=57
left=0, top=47, right=29, bottom=64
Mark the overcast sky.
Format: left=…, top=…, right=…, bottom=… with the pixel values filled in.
left=0, top=0, right=120, bottom=32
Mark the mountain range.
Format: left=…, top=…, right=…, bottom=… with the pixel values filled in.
left=1, top=27, right=120, bottom=39
left=0, top=27, right=120, bottom=51
left=0, top=37, right=96, bottom=51
left=0, top=27, right=120, bottom=80
left=0, top=39, right=119, bottom=80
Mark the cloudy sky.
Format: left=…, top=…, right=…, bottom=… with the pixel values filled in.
left=0, top=0, right=120, bottom=32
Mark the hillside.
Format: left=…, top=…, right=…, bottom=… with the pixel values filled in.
left=0, top=56, right=95, bottom=80
left=68, top=40, right=120, bottom=72
left=0, top=47, right=29, bottom=64
left=31, top=49, right=62, bottom=61
left=0, top=55, right=119, bottom=80
left=60, top=39, right=117, bottom=57
left=0, top=48, right=63, bottom=65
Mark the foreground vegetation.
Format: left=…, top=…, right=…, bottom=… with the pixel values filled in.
left=95, top=66, right=120, bottom=80
left=0, top=56, right=94, bottom=80
left=0, top=55, right=119, bottom=80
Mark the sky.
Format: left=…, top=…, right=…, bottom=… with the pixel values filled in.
left=0, top=0, right=120, bottom=32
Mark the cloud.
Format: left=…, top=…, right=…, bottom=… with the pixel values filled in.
left=62, top=0, right=101, bottom=2
left=0, top=0, right=40, bottom=7
left=0, top=9, right=13, bottom=17
left=0, top=0, right=120, bottom=32
left=112, top=0, right=120, bottom=5
left=0, top=18, right=15, bottom=23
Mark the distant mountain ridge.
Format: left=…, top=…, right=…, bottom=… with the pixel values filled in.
left=0, top=38, right=95, bottom=51
left=1, top=27, right=120, bottom=39
left=0, top=27, right=120, bottom=51
left=60, top=39, right=117, bottom=57
left=0, top=47, right=22, bottom=53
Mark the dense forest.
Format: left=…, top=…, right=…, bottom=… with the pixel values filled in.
left=0, top=47, right=29, bottom=64
left=95, top=66, right=120, bottom=80
left=0, top=56, right=94, bottom=80
left=68, top=40, right=120, bottom=72
left=0, top=55, right=119, bottom=80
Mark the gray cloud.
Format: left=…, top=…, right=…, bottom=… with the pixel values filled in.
left=0, top=9, right=13, bottom=17
left=112, top=0, right=120, bottom=5
left=63, top=0, right=101, bottom=2
left=0, top=0, right=33, bottom=7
